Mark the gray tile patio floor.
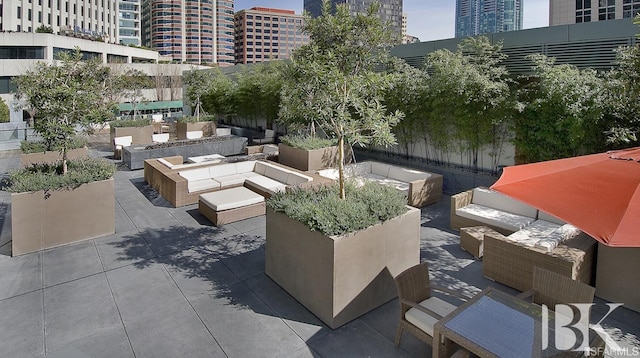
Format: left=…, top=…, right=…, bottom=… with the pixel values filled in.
left=0, top=139, right=638, bottom=358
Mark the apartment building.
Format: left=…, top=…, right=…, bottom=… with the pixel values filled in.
left=550, top=0, right=640, bottom=25
left=455, top=0, right=522, bottom=38
left=234, top=7, right=309, bottom=64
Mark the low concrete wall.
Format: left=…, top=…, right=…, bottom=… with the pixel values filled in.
left=123, top=135, right=248, bottom=170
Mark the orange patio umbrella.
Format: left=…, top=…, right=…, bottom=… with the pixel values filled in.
left=490, top=147, right=640, bottom=247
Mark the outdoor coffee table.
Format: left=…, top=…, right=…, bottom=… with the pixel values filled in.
left=459, top=226, right=500, bottom=259
left=433, top=287, right=585, bottom=358
left=187, top=153, right=225, bottom=163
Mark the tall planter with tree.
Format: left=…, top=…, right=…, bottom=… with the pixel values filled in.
left=9, top=49, right=117, bottom=256
left=266, top=0, right=418, bottom=329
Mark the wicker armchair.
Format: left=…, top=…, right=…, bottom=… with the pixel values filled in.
left=394, top=262, right=469, bottom=349
left=518, top=267, right=596, bottom=308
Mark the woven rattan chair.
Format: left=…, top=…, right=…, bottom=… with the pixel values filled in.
left=518, top=267, right=596, bottom=308
left=394, top=262, right=469, bottom=349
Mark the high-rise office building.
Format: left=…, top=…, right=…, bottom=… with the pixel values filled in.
left=118, top=0, right=140, bottom=45
left=303, top=0, right=403, bottom=38
left=1, top=0, right=121, bottom=42
left=141, top=0, right=234, bottom=66
left=234, top=7, right=309, bottom=64
left=550, top=0, right=640, bottom=26
left=455, top=0, right=522, bottom=38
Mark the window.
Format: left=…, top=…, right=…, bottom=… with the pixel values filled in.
left=17, top=6, right=21, bottom=19
left=28, top=8, right=32, bottom=21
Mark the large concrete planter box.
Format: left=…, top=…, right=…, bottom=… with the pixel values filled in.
left=123, top=135, right=247, bottom=170
left=277, top=144, right=339, bottom=171
left=176, top=122, right=216, bottom=139
left=109, top=125, right=154, bottom=148
left=595, top=243, right=640, bottom=313
left=265, top=206, right=420, bottom=329
left=21, top=147, right=89, bottom=167
left=10, top=178, right=115, bottom=256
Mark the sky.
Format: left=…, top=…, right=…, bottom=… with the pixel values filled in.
left=233, top=0, right=550, bottom=42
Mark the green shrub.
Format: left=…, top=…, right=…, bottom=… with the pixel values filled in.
left=279, top=134, right=336, bottom=150
left=177, top=115, right=216, bottom=123
left=5, top=157, right=116, bottom=193
left=109, top=118, right=151, bottom=128
left=0, top=100, right=9, bottom=123
left=20, top=137, right=88, bottom=153
left=267, top=181, right=407, bottom=236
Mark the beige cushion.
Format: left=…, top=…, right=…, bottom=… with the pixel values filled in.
left=188, top=179, right=220, bottom=193
left=262, top=144, right=279, bottom=154
left=245, top=176, right=287, bottom=194
left=215, top=174, right=247, bottom=188
left=263, top=165, right=291, bottom=183
left=456, top=203, right=536, bottom=232
left=199, top=187, right=264, bottom=211
left=209, top=163, right=237, bottom=178
left=114, top=136, right=132, bottom=148
left=347, top=162, right=372, bottom=177
left=152, top=133, right=169, bottom=143
left=471, top=187, right=537, bottom=218
left=235, top=160, right=257, bottom=173
left=405, top=297, right=457, bottom=337
left=508, top=219, right=560, bottom=247
left=253, top=161, right=269, bottom=175
left=387, top=166, right=428, bottom=183
left=179, top=167, right=211, bottom=182
left=286, top=172, right=313, bottom=185
left=370, top=162, right=392, bottom=177
left=317, top=168, right=339, bottom=180
left=216, top=128, right=232, bottom=136
left=186, top=130, right=203, bottom=139
left=361, top=174, right=410, bottom=193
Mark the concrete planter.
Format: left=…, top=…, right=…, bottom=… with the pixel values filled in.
left=277, top=143, right=339, bottom=171
left=10, top=178, right=115, bottom=256
left=20, top=147, right=89, bottom=167
left=176, top=122, right=216, bottom=139
left=109, top=125, right=154, bottom=148
left=265, top=206, right=420, bottom=329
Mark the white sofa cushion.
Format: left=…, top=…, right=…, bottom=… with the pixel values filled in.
left=405, top=297, right=457, bottom=337
left=186, top=130, right=203, bottom=139
left=199, top=187, right=264, bottom=211
left=456, top=203, right=536, bottom=233
left=235, top=160, right=257, bottom=173
left=216, top=128, right=232, bottom=136
left=347, top=162, right=372, bottom=177
left=286, top=172, right=313, bottom=185
left=157, top=158, right=175, bottom=169
left=362, top=174, right=410, bottom=193
left=471, top=187, right=537, bottom=218
left=370, top=162, right=391, bottom=177
left=508, top=219, right=560, bottom=247
left=387, top=166, right=429, bottom=183
left=245, top=176, right=287, bottom=194
left=209, top=163, right=237, bottom=178
left=152, top=133, right=170, bottom=143
left=215, top=174, right=247, bottom=188
left=263, top=165, right=291, bottom=184
left=188, top=179, right=220, bottom=193
left=179, top=167, right=211, bottom=182
left=317, top=168, right=339, bottom=180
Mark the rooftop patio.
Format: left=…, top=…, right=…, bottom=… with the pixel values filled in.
left=0, top=136, right=638, bottom=358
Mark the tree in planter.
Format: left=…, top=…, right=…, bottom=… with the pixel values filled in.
left=184, top=66, right=216, bottom=121
left=279, top=0, right=403, bottom=199
left=117, top=69, right=154, bottom=121
left=0, top=99, right=9, bottom=123
left=13, top=49, right=115, bottom=174
left=199, top=67, right=234, bottom=120
left=232, top=62, right=285, bottom=129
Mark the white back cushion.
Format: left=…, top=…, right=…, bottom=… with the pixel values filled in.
left=235, top=160, right=257, bottom=173
left=186, top=130, right=203, bottom=139
left=264, top=166, right=291, bottom=183
left=262, top=144, right=279, bottom=154
left=152, top=133, right=169, bottom=143
left=347, top=162, right=372, bottom=177
left=216, top=128, right=232, bottom=136
left=370, top=162, right=391, bottom=177
left=209, top=163, right=237, bottom=178
left=114, top=136, right=133, bottom=147
left=472, top=187, right=537, bottom=218
left=179, top=167, right=211, bottom=182
left=387, top=166, right=427, bottom=183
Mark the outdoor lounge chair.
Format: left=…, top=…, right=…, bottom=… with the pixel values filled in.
left=394, top=262, right=469, bottom=349
left=517, top=267, right=596, bottom=308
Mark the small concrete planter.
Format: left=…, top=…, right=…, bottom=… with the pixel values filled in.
left=110, top=125, right=154, bottom=148
left=265, top=206, right=420, bottom=329
left=176, top=122, right=216, bottom=139
left=21, top=147, right=89, bottom=167
left=277, top=143, right=339, bottom=171
left=10, top=178, right=115, bottom=256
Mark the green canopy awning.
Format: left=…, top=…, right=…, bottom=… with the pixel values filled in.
left=118, top=100, right=183, bottom=112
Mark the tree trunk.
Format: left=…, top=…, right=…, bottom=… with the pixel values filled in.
left=338, top=136, right=345, bottom=200
left=62, top=147, right=68, bottom=175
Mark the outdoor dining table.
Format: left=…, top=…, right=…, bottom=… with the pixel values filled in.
left=433, top=287, right=585, bottom=358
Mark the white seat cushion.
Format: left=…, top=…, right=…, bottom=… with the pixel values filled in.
left=215, top=174, right=247, bottom=188
left=245, top=175, right=287, bottom=193
left=199, top=187, right=264, bottom=211
left=187, top=179, right=220, bottom=193
left=508, top=219, right=560, bottom=247
left=456, top=203, right=536, bottom=232
left=362, top=174, right=410, bottom=193
left=405, top=297, right=457, bottom=337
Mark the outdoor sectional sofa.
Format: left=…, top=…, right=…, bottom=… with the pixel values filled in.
left=144, top=156, right=322, bottom=207
left=317, top=161, right=443, bottom=207
left=450, top=187, right=596, bottom=292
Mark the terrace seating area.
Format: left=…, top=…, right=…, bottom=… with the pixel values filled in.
left=0, top=135, right=638, bottom=357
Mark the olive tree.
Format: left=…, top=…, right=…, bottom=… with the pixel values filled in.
left=13, top=49, right=115, bottom=174
left=279, top=0, right=403, bottom=198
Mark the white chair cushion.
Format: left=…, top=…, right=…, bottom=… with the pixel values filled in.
left=471, top=187, right=538, bottom=218
left=215, top=174, right=247, bottom=188
left=405, top=297, right=457, bottom=337
left=456, top=203, right=536, bottom=232
left=179, top=167, right=211, bottom=182
left=241, top=172, right=261, bottom=179
left=199, top=187, right=264, bottom=211
left=209, top=163, right=238, bottom=178
left=245, top=176, right=287, bottom=193
left=187, top=179, right=220, bottom=193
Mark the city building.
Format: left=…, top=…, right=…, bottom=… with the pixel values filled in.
left=303, top=0, right=403, bottom=39
left=140, top=0, right=234, bottom=66
left=455, top=0, right=522, bottom=38
left=118, top=0, right=141, bottom=45
left=401, top=12, right=419, bottom=43
left=0, top=0, right=123, bottom=43
left=550, top=0, right=640, bottom=26
left=234, top=7, right=309, bottom=64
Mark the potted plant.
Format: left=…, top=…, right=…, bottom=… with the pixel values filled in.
left=9, top=48, right=118, bottom=256
left=265, top=182, right=420, bottom=329
left=175, top=114, right=217, bottom=139
left=277, top=134, right=339, bottom=171
left=20, top=136, right=88, bottom=167
left=265, top=1, right=416, bottom=329
left=109, top=118, right=154, bottom=147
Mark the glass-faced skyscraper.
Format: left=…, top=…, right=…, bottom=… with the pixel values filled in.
left=455, top=0, right=522, bottom=38
left=303, top=0, right=403, bottom=38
